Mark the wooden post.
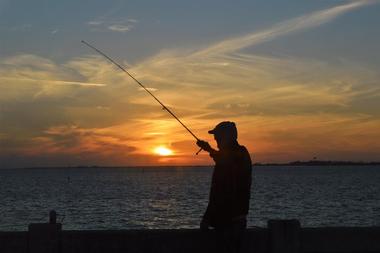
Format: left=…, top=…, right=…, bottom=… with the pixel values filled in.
left=28, top=210, right=61, bottom=253
left=268, top=219, right=300, bottom=253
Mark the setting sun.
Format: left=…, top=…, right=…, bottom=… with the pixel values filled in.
left=153, top=146, right=173, bottom=156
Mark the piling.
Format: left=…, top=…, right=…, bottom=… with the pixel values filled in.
left=268, top=219, right=301, bottom=253
left=28, top=210, right=62, bottom=253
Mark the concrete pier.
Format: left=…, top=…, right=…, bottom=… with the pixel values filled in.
left=0, top=220, right=379, bottom=253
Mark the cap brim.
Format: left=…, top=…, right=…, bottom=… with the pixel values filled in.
left=208, top=130, right=215, bottom=134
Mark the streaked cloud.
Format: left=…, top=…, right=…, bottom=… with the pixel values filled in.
left=86, top=18, right=138, bottom=33
left=108, top=24, right=132, bottom=32
left=0, top=77, right=107, bottom=87
left=138, top=87, right=158, bottom=92
left=87, top=20, right=104, bottom=26
left=127, top=19, right=138, bottom=23
left=194, top=0, right=376, bottom=56
left=10, top=24, right=32, bottom=32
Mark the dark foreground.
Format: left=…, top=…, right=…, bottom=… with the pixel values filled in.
left=1, top=219, right=379, bottom=253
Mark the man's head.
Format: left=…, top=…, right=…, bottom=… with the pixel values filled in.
left=208, top=121, right=238, bottom=150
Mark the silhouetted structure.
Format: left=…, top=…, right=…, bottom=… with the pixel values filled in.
left=2, top=217, right=380, bottom=253
left=197, top=121, right=252, bottom=253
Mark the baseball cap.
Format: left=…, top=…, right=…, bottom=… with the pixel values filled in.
left=208, top=121, right=238, bottom=139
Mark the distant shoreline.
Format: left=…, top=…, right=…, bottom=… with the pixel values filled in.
left=7, top=160, right=380, bottom=170
left=254, top=160, right=380, bottom=166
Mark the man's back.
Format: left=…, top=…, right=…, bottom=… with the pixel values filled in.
left=204, top=143, right=252, bottom=227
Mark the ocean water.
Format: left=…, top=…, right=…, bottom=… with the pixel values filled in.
left=0, top=165, right=379, bottom=231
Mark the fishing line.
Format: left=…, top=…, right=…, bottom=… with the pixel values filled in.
left=81, top=40, right=203, bottom=154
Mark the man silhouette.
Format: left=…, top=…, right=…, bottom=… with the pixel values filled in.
left=197, top=121, right=252, bottom=253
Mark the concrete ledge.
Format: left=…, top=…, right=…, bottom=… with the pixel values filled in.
left=28, top=223, right=61, bottom=253
left=301, top=227, right=380, bottom=253
left=62, top=228, right=269, bottom=253
left=0, top=221, right=379, bottom=253
left=0, top=231, right=28, bottom=253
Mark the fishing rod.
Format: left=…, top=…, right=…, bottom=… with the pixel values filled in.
left=81, top=40, right=203, bottom=154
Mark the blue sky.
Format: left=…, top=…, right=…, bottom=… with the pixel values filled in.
left=1, top=0, right=379, bottom=63
left=1, top=0, right=380, bottom=168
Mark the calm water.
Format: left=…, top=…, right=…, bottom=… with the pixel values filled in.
left=0, top=166, right=379, bottom=231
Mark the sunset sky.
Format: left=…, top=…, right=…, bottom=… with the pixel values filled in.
left=1, top=0, right=380, bottom=168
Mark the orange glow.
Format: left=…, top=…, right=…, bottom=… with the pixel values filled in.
left=153, top=146, right=173, bottom=156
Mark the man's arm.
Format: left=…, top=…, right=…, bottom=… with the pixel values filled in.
left=196, top=140, right=217, bottom=155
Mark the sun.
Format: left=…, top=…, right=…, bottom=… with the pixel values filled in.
left=153, top=146, right=173, bottom=156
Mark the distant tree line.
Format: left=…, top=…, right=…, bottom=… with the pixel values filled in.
left=253, top=160, right=380, bottom=166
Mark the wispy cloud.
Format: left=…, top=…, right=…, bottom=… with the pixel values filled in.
left=86, top=18, right=138, bottom=33
left=10, top=24, right=32, bottom=32
left=108, top=24, right=132, bottom=32
left=138, top=87, right=158, bottom=92
left=127, top=19, right=138, bottom=23
left=0, top=77, right=107, bottom=87
left=194, top=0, right=376, bottom=56
left=87, top=20, right=104, bottom=26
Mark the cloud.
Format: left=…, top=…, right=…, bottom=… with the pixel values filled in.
left=86, top=18, right=138, bottom=33
left=193, top=0, right=376, bottom=56
left=2, top=53, right=380, bottom=167
left=10, top=24, right=32, bottom=32
left=0, top=77, right=107, bottom=87
left=87, top=20, right=104, bottom=26
left=127, top=19, right=138, bottom=23
left=138, top=87, right=158, bottom=92
left=108, top=24, right=132, bottom=32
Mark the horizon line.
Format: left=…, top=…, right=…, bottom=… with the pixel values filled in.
left=3, top=160, right=380, bottom=170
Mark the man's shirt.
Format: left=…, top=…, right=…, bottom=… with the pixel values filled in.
left=204, top=143, right=252, bottom=227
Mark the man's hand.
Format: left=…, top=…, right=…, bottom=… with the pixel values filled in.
left=196, top=140, right=213, bottom=153
left=200, top=218, right=210, bottom=231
